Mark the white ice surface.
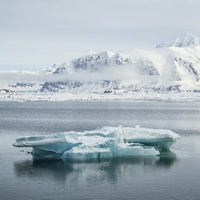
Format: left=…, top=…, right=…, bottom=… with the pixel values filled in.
left=13, top=126, right=180, bottom=161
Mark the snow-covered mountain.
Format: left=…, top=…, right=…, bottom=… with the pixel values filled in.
left=1, top=34, right=200, bottom=94
left=156, top=34, right=200, bottom=48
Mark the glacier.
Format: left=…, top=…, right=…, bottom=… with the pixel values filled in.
left=13, top=126, right=180, bottom=161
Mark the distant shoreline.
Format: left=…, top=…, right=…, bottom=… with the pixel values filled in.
left=1, top=91, right=200, bottom=102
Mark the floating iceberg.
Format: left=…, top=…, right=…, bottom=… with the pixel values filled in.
left=13, top=126, right=180, bottom=161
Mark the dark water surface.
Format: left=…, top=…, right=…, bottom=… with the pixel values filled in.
left=0, top=101, right=200, bottom=200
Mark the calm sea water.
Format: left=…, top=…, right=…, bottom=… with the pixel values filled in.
left=0, top=101, right=200, bottom=200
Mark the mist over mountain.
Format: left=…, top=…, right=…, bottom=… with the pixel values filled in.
left=1, top=35, right=200, bottom=94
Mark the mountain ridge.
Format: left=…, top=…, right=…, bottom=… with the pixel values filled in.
left=1, top=35, right=200, bottom=94
left=156, top=34, right=200, bottom=48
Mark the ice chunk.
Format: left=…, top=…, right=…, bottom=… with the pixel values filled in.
left=13, top=126, right=180, bottom=161
left=14, top=133, right=82, bottom=158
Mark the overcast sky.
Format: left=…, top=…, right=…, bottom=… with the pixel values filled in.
left=1, top=0, right=200, bottom=71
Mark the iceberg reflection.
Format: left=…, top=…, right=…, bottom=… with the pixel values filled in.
left=13, top=152, right=178, bottom=184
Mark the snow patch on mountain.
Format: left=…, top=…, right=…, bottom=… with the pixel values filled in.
left=71, top=51, right=132, bottom=73
left=37, top=62, right=72, bottom=75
